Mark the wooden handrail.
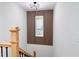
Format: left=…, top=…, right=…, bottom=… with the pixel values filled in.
left=19, top=48, right=33, bottom=57
left=0, top=42, right=11, bottom=57
left=0, top=43, right=36, bottom=57
left=0, top=43, right=11, bottom=47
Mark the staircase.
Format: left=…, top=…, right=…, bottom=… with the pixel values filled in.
left=0, top=26, right=36, bottom=57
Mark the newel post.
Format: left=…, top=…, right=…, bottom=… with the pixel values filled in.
left=10, top=27, right=20, bottom=57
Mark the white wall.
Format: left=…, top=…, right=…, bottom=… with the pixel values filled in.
left=27, top=2, right=79, bottom=57
left=27, top=44, right=53, bottom=57
left=0, top=2, right=27, bottom=56
left=53, top=2, right=79, bottom=57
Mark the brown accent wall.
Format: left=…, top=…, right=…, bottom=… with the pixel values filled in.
left=27, top=10, right=53, bottom=45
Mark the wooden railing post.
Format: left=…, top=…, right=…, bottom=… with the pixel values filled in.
left=10, top=27, right=20, bottom=57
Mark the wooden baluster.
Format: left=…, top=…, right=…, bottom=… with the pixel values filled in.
left=5, top=47, right=8, bottom=57
left=33, top=51, right=36, bottom=57
left=19, top=51, right=21, bottom=57
left=10, top=27, right=20, bottom=57
left=22, top=53, right=23, bottom=57
left=1, top=46, right=3, bottom=57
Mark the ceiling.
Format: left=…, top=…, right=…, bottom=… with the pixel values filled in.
left=18, top=2, right=56, bottom=11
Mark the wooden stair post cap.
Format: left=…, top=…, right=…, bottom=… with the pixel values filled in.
left=9, top=26, right=20, bottom=32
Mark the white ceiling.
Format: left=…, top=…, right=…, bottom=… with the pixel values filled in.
left=18, top=2, right=56, bottom=11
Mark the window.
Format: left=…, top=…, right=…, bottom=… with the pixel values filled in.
left=35, top=16, right=44, bottom=37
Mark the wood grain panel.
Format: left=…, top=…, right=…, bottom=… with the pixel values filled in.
left=27, top=10, right=53, bottom=45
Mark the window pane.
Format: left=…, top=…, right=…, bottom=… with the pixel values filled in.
left=35, top=16, right=44, bottom=37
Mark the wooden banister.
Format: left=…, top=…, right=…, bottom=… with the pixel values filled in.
left=19, top=48, right=33, bottom=57
left=0, top=26, right=36, bottom=57
left=10, top=26, right=20, bottom=57
left=0, top=43, right=11, bottom=47
left=0, top=42, right=11, bottom=57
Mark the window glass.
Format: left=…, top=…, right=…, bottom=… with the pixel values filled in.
left=35, top=16, right=44, bottom=37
